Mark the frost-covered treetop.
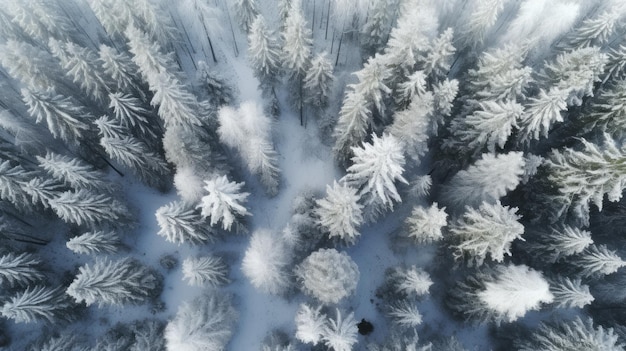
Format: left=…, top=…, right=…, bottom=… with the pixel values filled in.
left=198, top=175, right=251, bottom=231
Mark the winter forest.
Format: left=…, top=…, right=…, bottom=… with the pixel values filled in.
left=2, top=0, right=626, bottom=349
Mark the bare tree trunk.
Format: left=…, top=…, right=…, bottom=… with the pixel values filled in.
left=325, top=0, right=331, bottom=39
left=312, top=0, right=316, bottom=33
left=335, top=24, right=345, bottom=66
left=224, top=4, right=240, bottom=57
left=199, top=14, right=218, bottom=63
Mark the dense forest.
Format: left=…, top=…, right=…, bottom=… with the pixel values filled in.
left=0, top=0, right=626, bottom=350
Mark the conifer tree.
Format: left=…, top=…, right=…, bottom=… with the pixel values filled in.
left=314, top=181, right=363, bottom=245
left=234, top=0, right=259, bottom=33
left=248, top=16, right=281, bottom=85
left=36, top=152, right=115, bottom=193
left=49, top=189, right=131, bottom=228
left=66, top=231, right=121, bottom=255
left=1, top=286, right=72, bottom=324
left=242, top=230, right=292, bottom=295
left=322, top=309, right=358, bottom=351
left=130, top=0, right=178, bottom=49
left=433, top=78, right=459, bottom=118
left=295, top=248, right=359, bottom=304
left=66, top=257, right=159, bottom=307
left=99, top=44, right=144, bottom=95
left=517, top=88, right=568, bottom=143
left=563, top=11, right=621, bottom=49
left=295, top=303, right=326, bottom=346
left=459, top=0, right=506, bottom=48
left=449, top=201, right=524, bottom=266
left=524, top=226, right=593, bottom=263
left=387, top=301, right=423, bottom=329
left=343, top=133, right=408, bottom=209
left=571, top=244, right=626, bottom=278
left=282, top=0, right=312, bottom=81
left=332, top=91, right=371, bottom=165
left=387, top=265, right=433, bottom=297
left=303, top=52, right=334, bottom=109
left=549, top=276, right=594, bottom=309
left=108, top=92, right=157, bottom=140
left=386, top=93, right=434, bottom=164
left=394, top=70, right=427, bottom=110
left=0, top=160, right=37, bottom=212
left=423, top=28, right=456, bottom=77
left=155, top=201, right=216, bottom=245
left=21, top=177, right=63, bottom=209
left=182, top=256, right=229, bottom=287
left=360, top=0, right=394, bottom=54
left=198, top=175, right=251, bottom=231
left=405, top=203, right=447, bottom=244
left=441, top=152, right=525, bottom=208
left=0, top=252, right=44, bottom=288
left=88, top=0, right=133, bottom=38
left=0, top=40, right=61, bottom=91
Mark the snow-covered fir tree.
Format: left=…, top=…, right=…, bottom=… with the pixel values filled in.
left=248, top=15, right=281, bottom=86
left=314, top=181, right=363, bottom=245
left=198, top=175, right=251, bottom=232
left=571, top=244, right=626, bottom=278
left=515, top=317, right=625, bottom=351
left=49, top=189, right=131, bottom=228
left=108, top=92, right=157, bottom=140
left=242, top=230, right=292, bottom=295
left=387, top=300, right=423, bottom=329
left=405, top=203, right=447, bottom=244
left=386, top=93, right=434, bottom=164
left=281, top=0, right=312, bottom=81
left=386, top=265, right=433, bottom=297
left=360, top=0, right=395, bottom=54
left=294, top=303, right=326, bottom=346
left=36, top=152, right=115, bottom=193
left=234, top=0, right=258, bottom=33
left=524, top=225, right=593, bottom=263
left=449, top=264, right=553, bottom=324
left=1, top=286, right=72, bottom=324
left=99, top=44, right=143, bottom=93
left=164, top=291, right=237, bottom=351
left=0, top=252, right=44, bottom=288
left=295, top=248, right=359, bottom=304
left=303, top=52, right=334, bottom=109
left=182, top=256, right=229, bottom=287
left=66, top=257, right=159, bottom=307
left=66, top=230, right=121, bottom=255
left=156, top=201, right=216, bottom=245
left=449, top=201, right=524, bottom=266
left=322, top=309, right=358, bottom=351
left=517, top=88, right=568, bottom=143
left=549, top=276, right=594, bottom=309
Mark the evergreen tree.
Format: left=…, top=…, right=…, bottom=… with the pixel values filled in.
left=5, top=1, right=71, bottom=42
left=562, top=11, right=621, bottom=49
left=66, top=257, right=159, bottom=307
left=604, top=44, right=626, bottom=83
left=242, top=230, right=292, bottom=295
left=164, top=291, right=237, bottom=351
left=387, top=300, right=423, bottom=329
left=515, top=317, right=624, bottom=351
left=182, top=256, right=229, bottom=287
left=303, top=52, right=334, bottom=109
left=332, top=90, right=371, bottom=165
left=66, top=231, right=121, bottom=255
left=405, top=203, right=447, bottom=244
left=517, top=88, right=568, bottom=143
left=155, top=201, right=216, bottom=245
left=125, top=25, right=179, bottom=89
left=433, top=78, right=459, bottom=118
left=449, top=264, right=553, bottom=324
left=544, top=134, right=626, bottom=225
left=150, top=72, right=205, bottom=128
left=386, top=93, right=434, bottom=164
left=549, top=276, right=594, bottom=309
left=441, top=152, right=526, bottom=208
left=449, top=201, right=524, bottom=266
left=459, top=0, right=506, bottom=48
left=99, top=44, right=145, bottom=95
left=314, top=181, right=363, bottom=245
left=571, top=244, right=626, bottom=278
left=21, top=88, right=93, bottom=145
left=394, top=70, right=427, bottom=110
left=295, top=303, right=326, bottom=346
left=0, top=40, right=62, bottom=91
left=343, top=133, right=408, bottom=209
left=0, top=252, right=44, bottom=288
left=248, top=15, right=282, bottom=84
left=130, top=0, right=178, bottom=49
left=198, top=175, right=251, bottom=231
left=423, top=28, right=456, bottom=78
left=87, top=0, right=133, bottom=38
left=0, top=160, right=37, bottom=212
left=281, top=1, right=312, bottom=81
left=21, top=177, right=63, bottom=209
left=28, top=334, right=87, bottom=351
left=295, top=248, right=359, bottom=304
left=234, top=0, right=259, bottom=33
left=524, top=226, right=593, bottom=263
left=37, top=152, right=115, bottom=193
left=49, top=189, right=131, bottom=228
left=387, top=265, right=433, bottom=297
left=197, top=62, right=236, bottom=107
left=360, top=0, right=394, bottom=54
left=1, top=286, right=72, bottom=324
left=322, top=309, right=358, bottom=351
left=108, top=92, right=157, bottom=140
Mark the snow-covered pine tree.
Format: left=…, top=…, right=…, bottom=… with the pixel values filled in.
left=95, top=115, right=170, bottom=188
left=524, top=225, right=593, bottom=263
left=5, top=1, right=71, bottom=43
left=49, top=189, right=131, bottom=228
left=27, top=334, right=87, bottom=351
left=386, top=92, right=434, bottom=164
left=164, top=291, right=237, bottom=351
left=405, top=203, right=447, bottom=244
left=544, top=134, right=626, bottom=225
left=343, top=133, right=408, bottom=211
left=549, top=276, right=594, bottom=309
left=21, top=88, right=93, bottom=145
left=303, top=52, right=334, bottom=109
left=604, top=45, right=626, bottom=84
left=48, top=39, right=111, bottom=104
left=0, top=160, right=38, bottom=212
left=248, top=15, right=281, bottom=86
left=66, top=231, right=121, bottom=255
left=21, top=177, right=63, bottom=209
left=182, top=256, right=229, bottom=287
left=458, top=0, right=506, bottom=48
left=562, top=11, right=621, bottom=49
left=36, top=152, right=115, bottom=193
left=441, top=152, right=525, bottom=208
left=515, top=317, right=624, bottom=351
left=387, top=300, right=423, bottom=329
left=465, top=44, right=528, bottom=99
left=242, top=230, right=292, bottom=295
left=156, top=201, right=216, bottom=245
left=322, top=309, right=358, bottom=351
left=234, top=0, right=259, bottom=33
left=571, top=244, right=626, bottom=278
left=108, top=92, right=158, bottom=140
left=448, top=264, right=553, bottom=324
left=386, top=265, right=433, bottom=297
left=124, top=25, right=178, bottom=88
left=282, top=1, right=312, bottom=81
left=218, top=102, right=280, bottom=195
left=99, top=44, right=145, bottom=96
left=198, top=175, right=251, bottom=231
left=197, top=62, right=236, bottom=107
left=130, top=0, right=178, bottom=49
left=0, top=40, right=62, bottom=91
left=332, top=90, right=371, bottom=166
left=447, top=100, right=524, bottom=155
left=360, top=0, right=395, bottom=54
left=66, top=257, right=159, bottom=307
left=394, top=70, right=427, bottom=110
left=450, top=201, right=524, bottom=266
left=295, top=303, right=326, bottom=346
left=423, top=28, right=456, bottom=78
left=433, top=78, right=459, bottom=118
left=87, top=0, right=133, bottom=38
left=315, top=181, right=363, bottom=245
left=0, top=252, right=44, bottom=288
left=583, top=79, right=626, bottom=139
left=517, top=88, right=568, bottom=143
left=150, top=72, right=205, bottom=128
left=130, top=320, right=166, bottom=351
left=295, top=248, right=359, bottom=304
left=1, top=286, right=72, bottom=323
left=540, top=46, right=607, bottom=106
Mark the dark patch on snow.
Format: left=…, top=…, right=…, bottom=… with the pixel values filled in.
left=357, top=319, right=374, bottom=335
